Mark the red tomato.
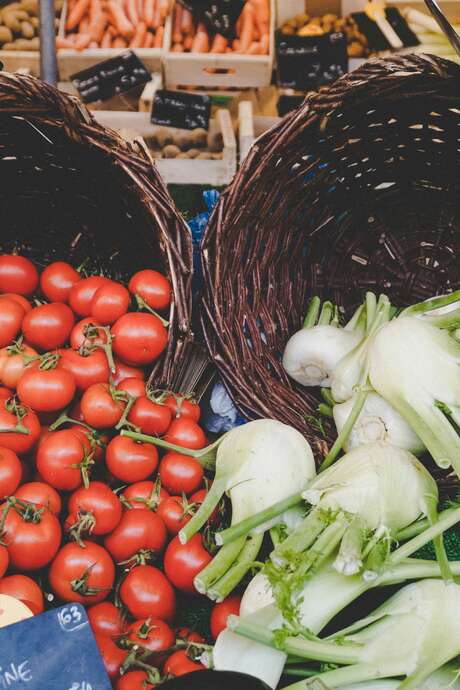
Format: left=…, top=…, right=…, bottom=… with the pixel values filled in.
left=59, top=348, right=109, bottom=391
left=15, top=481, right=62, bottom=514
left=0, top=447, right=22, bottom=497
left=210, top=595, right=242, bottom=639
left=163, top=651, right=205, bottom=677
left=112, top=313, right=168, bottom=366
left=87, top=601, right=126, bottom=638
left=68, top=482, right=122, bottom=536
left=81, top=383, right=125, bottom=430
left=91, top=282, right=130, bottom=325
left=164, top=419, right=207, bottom=450
left=157, top=496, right=193, bottom=535
left=122, top=481, right=169, bottom=510
left=36, top=429, right=90, bottom=491
left=164, top=395, right=201, bottom=423
left=128, top=396, right=172, bottom=435
left=0, top=299, right=24, bottom=348
left=0, top=343, right=37, bottom=389
left=1, top=502, right=61, bottom=571
left=0, top=399, right=41, bottom=454
left=0, top=545, right=8, bottom=578
left=104, top=508, right=167, bottom=563
left=112, top=358, right=145, bottom=386
left=0, top=255, right=38, bottom=296
left=106, top=436, right=158, bottom=483
left=127, top=617, right=175, bottom=654
left=159, top=453, right=203, bottom=495
left=49, top=541, right=115, bottom=605
left=176, top=627, right=205, bottom=644
left=40, top=262, right=81, bottom=303
left=22, top=303, right=75, bottom=351
left=116, top=671, right=155, bottom=690
left=70, top=317, right=106, bottom=349
left=17, top=365, right=76, bottom=413
left=116, top=377, right=145, bottom=400
left=0, top=574, right=44, bottom=614
left=69, top=276, right=111, bottom=317
left=164, top=535, right=212, bottom=595
left=0, top=387, right=12, bottom=401
left=120, top=565, right=175, bottom=621
left=129, top=270, right=171, bottom=311
left=95, top=634, right=128, bottom=679
left=0, top=293, right=31, bottom=313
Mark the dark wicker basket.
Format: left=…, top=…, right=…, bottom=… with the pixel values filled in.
left=201, top=54, right=460, bottom=458
left=0, top=72, right=193, bottom=387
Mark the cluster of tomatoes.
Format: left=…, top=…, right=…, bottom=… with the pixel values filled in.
left=0, top=254, right=241, bottom=689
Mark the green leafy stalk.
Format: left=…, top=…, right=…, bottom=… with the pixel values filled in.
left=207, top=532, right=264, bottom=602
left=303, top=297, right=322, bottom=329
left=194, top=536, right=247, bottom=594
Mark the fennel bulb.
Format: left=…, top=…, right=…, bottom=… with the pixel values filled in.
left=283, top=325, right=362, bottom=387
left=367, top=316, right=460, bottom=473
left=272, top=443, right=437, bottom=578
left=333, top=393, right=425, bottom=455
left=337, top=664, right=460, bottom=690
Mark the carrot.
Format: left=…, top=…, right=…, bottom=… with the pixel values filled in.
left=126, top=0, right=138, bottom=26
left=137, top=0, right=143, bottom=20
left=107, top=0, right=133, bottom=36
left=66, top=0, right=90, bottom=30
left=153, top=24, right=163, bottom=47
left=191, top=21, right=209, bottom=52
left=210, top=33, right=227, bottom=53
left=249, top=0, right=269, bottom=35
left=260, top=31, right=269, bottom=54
left=79, top=16, right=90, bottom=33
left=247, top=41, right=261, bottom=54
left=129, top=20, right=147, bottom=47
left=74, top=32, right=92, bottom=50
left=152, top=0, right=161, bottom=28
left=113, top=36, right=127, bottom=47
left=172, top=42, right=183, bottom=52
left=144, top=0, right=156, bottom=28
left=232, top=38, right=240, bottom=51
left=180, top=7, right=193, bottom=34
left=144, top=30, right=154, bottom=47
left=158, top=0, right=168, bottom=20
left=172, top=2, right=182, bottom=42
left=107, top=23, right=118, bottom=36
left=238, top=4, right=254, bottom=53
left=101, top=29, right=112, bottom=47
left=88, top=0, right=107, bottom=42
left=56, top=36, right=75, bottom=48
left=183, top=34, right=193, bottom=50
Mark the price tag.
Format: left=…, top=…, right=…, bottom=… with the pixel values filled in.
left=0, top=603, right=112, bottom=690
left=71, top=51, right=151, bottom=105
left=178, top=0, right=245, bottom=38
left=276, top=31, right=348, bottom=91
left=151, top=89, right=211, bottom=130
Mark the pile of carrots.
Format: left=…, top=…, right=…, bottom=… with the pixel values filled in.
left=56, top=0, right=170, bottom=50
left=172, top=0, right=270, bottom=55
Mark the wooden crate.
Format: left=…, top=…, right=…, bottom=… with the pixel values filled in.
left=238, top=100, right=279, bottom=163
left=164, top=0, right=275, bottom=88
left=94, top=108, right=237, bottom=185
left=0, top=51, right=40, bottom=76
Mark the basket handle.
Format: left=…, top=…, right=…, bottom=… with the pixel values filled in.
left=424, top=0, right=460, bottom=58
left=39, top=0, right=58, bottom=86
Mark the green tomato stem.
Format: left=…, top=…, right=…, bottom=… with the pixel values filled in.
left=208, top=532, right=264, bottom=602
left=303, top=297, right=321, bottom=329
left=194, top=536, right=247, bottom=594
left=216, top=492, right=304, bottom=547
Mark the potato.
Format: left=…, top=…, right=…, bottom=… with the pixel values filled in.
left=30, top=16, right=38, bottom=27
left=211, top=152, right=223, bottom=160
left=176, top=152, right=189, bottom=159
left=196, top=152, right=212, bottom=159
left=186, top=148, right=200, bottom=159
left=175, top=133, right=193, bottom=151
left=19, top=0, right=38, bottom=12
left=14, top=37, right=38, bottom=48
left=155, top=127, right=174, bottom=148
left=21, top=20, right=34, bottom=38
left=190, top=128, right=207, bottom=148
left=0, top=26, right=13, bottom=44
left=162, top=144, right=180, bottom=158
left=1, top=41, right=17, bottom=50
left=3, top=10, right=29, bottom=32
left=207, top=131, right=223, bottom=152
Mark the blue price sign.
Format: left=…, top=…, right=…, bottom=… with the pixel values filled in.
left=0, top=604, right=112, bottom=690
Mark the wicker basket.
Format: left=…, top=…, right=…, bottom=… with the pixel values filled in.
left=0, top=72, right=193, bottom=388
left=201, top=54, right=460, bottom=458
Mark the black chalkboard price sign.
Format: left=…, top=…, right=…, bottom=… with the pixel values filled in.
left=152, top=89, right=211, bottom=130
left=276, top=31, right=348, bottom=91
left=71, top=51, right=151, bottom=104
left=178, top=0, right=244, bottom=38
